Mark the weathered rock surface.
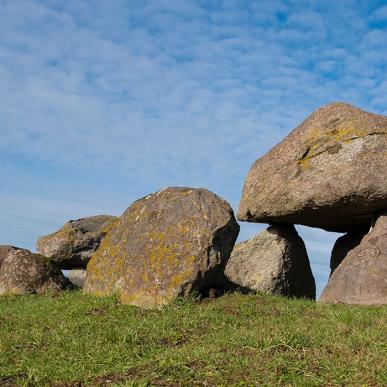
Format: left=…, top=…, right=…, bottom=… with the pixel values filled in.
left=0, top=245, right=17, bottom=268
left=84, top=187, right=240, bottom=308
left=67, top=269, right=87, bottom=288
left=37, top=215, right=118, bottom=269
left=320, top=212, right=387, bottom=305
left=238, top=103, right=387, bottom=232
left=225, top=224, right=315, bottom=299
left=0, top=246, right=71, bottom=295
left=330, top=228, right=368, bottom=275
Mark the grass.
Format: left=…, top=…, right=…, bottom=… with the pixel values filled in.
left=0, top=291, right=386, bottom=386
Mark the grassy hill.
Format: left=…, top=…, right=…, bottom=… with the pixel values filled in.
left=1, top=291, right=386, bottom=386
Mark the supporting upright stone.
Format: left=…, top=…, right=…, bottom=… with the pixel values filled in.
left=225, top=224, right=316, bottom=299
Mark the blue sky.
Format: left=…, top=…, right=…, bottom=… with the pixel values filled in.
left=1, top=0, right=387, bottom=296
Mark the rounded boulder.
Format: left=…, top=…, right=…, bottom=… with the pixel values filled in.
left=84, top=187, right=240, bottom=308
left=0, top=246, right=72, bottom=295
left=238, top=103, right=387, bottom=232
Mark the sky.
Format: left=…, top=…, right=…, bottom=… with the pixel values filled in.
left=1, top=0, right=387, bottom=296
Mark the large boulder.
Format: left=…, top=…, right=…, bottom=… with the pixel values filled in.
left=37, top=215, right=118, bottom=269
left=225, top=224, right=315, bottom=299
left=238, top=103, right=387, bottom=232
left=0, top=246, right=72, bottom=295
left=330, top=228, right=367, bottom=275
left=320, top=212, right=387, bottom=305
left=84, top=187, right=240, bottom=308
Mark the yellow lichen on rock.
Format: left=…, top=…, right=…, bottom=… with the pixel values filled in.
left=84, top=187, right=239, bottom=308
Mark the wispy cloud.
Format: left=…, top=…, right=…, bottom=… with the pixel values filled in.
left=1, top=0, right=386, bottom=295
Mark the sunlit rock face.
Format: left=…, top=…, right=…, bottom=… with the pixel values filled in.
left=225, top=224, right=315, bottom=299
left=84, top=187, right=239, bottom=308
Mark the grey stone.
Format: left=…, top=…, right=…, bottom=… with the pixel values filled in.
left=67, top=269, right=87, bottom=288
left=225, top=224, right=315, bottom=299
left=330, top=228, right=367, bottom=275
left=0, top=246, right=72, bottom=295
left=0, top=245, right=18, bottom=268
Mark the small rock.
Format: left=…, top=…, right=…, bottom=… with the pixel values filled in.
left=0, top=245, right=17, bottom=268
left=225, top=224, right=316, bottom=299
left=0, top=246, right=72, bottom=295
left=67, top=269, right=87, bottom=288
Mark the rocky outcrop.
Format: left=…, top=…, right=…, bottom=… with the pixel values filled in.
left=225, top=224, right=315, bottom=299
left=320, top=212, right=387, bottom=305
left=84, top=187, right=240, bottom=308
left=238, top=103, right=387, bottom=232
left=0, top=246, right=72, bottom=295
left=330, top=229, right=367, bottom=275
left=37, top=215, right=118, bottom=269
left=67, top=269, right=87, bottom=289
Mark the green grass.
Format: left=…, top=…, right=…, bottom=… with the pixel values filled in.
left=0, top=291, right=386, bottom=386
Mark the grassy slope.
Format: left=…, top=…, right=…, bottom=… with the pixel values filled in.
left=0, top=291, right=386, bottom=386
